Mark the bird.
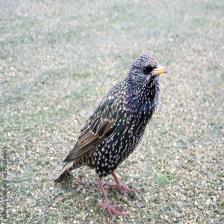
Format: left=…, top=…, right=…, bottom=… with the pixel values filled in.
left=55, top=54, right=167, bottom=216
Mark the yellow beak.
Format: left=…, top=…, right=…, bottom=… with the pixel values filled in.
left=152, top=66, right=168, bottom=76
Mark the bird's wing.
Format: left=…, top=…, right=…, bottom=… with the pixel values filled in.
left=63, top=80, right=125, bottom=163
left=63, top=116, right=115, bottom=162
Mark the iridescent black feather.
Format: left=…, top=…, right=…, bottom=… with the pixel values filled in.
left=55, top=54, right=161, bottom=182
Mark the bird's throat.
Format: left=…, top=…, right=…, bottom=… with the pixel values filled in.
left=126, top=78, right=160, bottom=116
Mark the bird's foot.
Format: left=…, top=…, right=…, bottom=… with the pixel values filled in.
left=107, top=182, right=135, bottom=194
left=98, top=200, right=127, bottom=216
left=98, top=176, right=128, bottom=217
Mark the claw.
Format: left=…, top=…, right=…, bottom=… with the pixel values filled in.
left=98, top=177, right=128, bottom=217
left=98, top=201, right=127, bottom=216
left=108, top=172, right=136, bottom=194
left=107, top=182, right=135, bottom=194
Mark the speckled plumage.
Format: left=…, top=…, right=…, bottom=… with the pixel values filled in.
left=55, top=54, right=166, bottom=216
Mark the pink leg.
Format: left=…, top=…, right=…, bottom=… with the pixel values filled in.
left=107, top=172, right=135, bottom=194
left=98, top=177, right=127, bottom=216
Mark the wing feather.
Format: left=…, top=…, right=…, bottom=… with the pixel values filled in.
left=63, top=117, right=114, bottom=162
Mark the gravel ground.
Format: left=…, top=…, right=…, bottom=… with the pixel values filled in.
left=1, top=0, right=224, bottom=223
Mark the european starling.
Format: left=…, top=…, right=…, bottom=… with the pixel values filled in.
left=55, top=54, right=167, bottom=216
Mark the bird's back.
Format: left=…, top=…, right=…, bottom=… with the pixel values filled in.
left=62, top=80, right=128, bottom=166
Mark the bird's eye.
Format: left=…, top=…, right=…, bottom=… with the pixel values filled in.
left=143, top=64, right=154, bottom=75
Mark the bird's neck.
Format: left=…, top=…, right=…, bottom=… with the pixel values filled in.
left=126, top=77, right=160, bottom=115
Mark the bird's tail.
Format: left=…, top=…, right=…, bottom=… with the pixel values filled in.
left=54, top=161, right=74, bottom=183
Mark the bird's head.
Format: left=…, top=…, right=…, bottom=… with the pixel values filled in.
left=129, top=54, right=167, bottom=81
